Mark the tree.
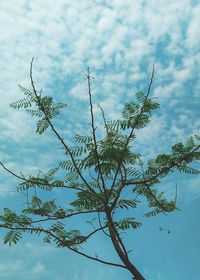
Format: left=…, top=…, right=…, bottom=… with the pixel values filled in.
left=0, top=58, right=199, bottom=280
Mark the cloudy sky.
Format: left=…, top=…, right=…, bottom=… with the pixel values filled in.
left=0, top=0, right=199, bottom=279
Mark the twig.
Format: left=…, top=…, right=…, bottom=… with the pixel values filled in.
left=30, top=58, right=95, bottom=194
left=0, top=162, right=84, bottom=192
left=175, top=183, right=178, bottom=204
left=98, top=104, right=109, bottom=134
left=110, top=165, right=127, bottom=211
left=76, top=224, right=108, bottom=244
left=125, top=145, right=200, bottom=187
left=97, top=212, right=110, bottom=237
left=86, top=68, right=107, bottom=196
left=109, top=65, right=155, bottom=197
left=0, top=224, right=126, bottom=269
left=28, top=209, right=104, bottom=224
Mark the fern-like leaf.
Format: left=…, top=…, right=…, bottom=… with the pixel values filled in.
left=117, top=199, right=138, bottom=209
left=115, top=217, right=141, bottom=230
left=4, top=230, right=22, bottom=246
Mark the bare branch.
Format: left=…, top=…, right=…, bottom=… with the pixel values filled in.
left=0, top=162, right=27, bottom=181
left=98, top=104, right=109, bottom=134
left=174, top=183, right=178, bottom=204
left=97, top=212, right=110, bottom=238
left=86, top=68, right=107, bottom=196
left=76, top=224, right=108, bottom=244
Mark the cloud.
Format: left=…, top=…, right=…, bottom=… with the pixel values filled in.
left=31, top=262, right=45, bottom=274
left=0, top=260, right=24, bottom=277
left=0, top=0, right=198, bottom=204
left=186, top=4, right=200, bottom=50
left=25, top=242, right=56, bottom=256
left=0, top=2, right=199, bottom=280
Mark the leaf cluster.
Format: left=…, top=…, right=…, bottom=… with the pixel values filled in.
left=10, top=85, right=67, bottom=134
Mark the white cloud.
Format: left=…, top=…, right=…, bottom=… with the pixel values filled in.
left=69, top=82, right=89, bottom=101
left=25, top=242, right=55, bottom=255
left=0, top=0, right=198, bottom=193
left=1, top=0, right=200, bottom=168
left=186, top=4, right=200, bottom=50
left=0, top=260, right=24, bottom=277
left=0, top=3, right=199, bottom=280
left=31, top=262, right=45, bottom=274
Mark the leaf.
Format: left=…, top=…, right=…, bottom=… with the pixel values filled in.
left=115, top=217, right=141, bottom=231
left=74, top=135, right=93, bottom=144
left=18, top=84, right=35, bottom=100
left=43, top=235, right=52, bottom=244
left=70, top=191, right=104, bottom=210
left=31, top=196, right=42, bottom=208
left=42, top=200, right=57, bottom=214
left=36, top=118, right=49, bottom=134
left=26, top=109, right=43, bottom=117
left=117, top=199, right=138, bottom=209
left=4, top=230, right=22, bottom=246
left=59, top=160, right=85, bottom=172
left=66, top=171, right=79, bottom=182
left=47, top=168, right=59, bottom=177
left=144, top=209, right=163, bottom=218
left=10, top=98, right=32, bottom=109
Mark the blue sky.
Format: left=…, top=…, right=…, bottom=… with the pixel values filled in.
left=0, top=0, right=200, bottom=279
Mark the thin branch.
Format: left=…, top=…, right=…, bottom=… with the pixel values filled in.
left=140, top=165, right=168, bottom=213
left=110, top=165, right=127, bottom=211
left=0, top=162, right=84, bottom=192
left=86, top=68, right=106, bottom=195
left=0, top=224, right=126, bottom=270
left=123, top=146, right=199, bottom=213
left=76, top=224, right=108, bottom=244
left=30, top=58, right=95, bottom=194
left=174, top=183, right=178, bottom=205
left=97, top=212, right=110, bottom=238
left=88, top=168, right=102, bottom=192
left=28, top=209, right=104, bottom=224
left=0, top=162, right=26, bottom=181
left=98, top=104, right=109, bottom=134
left=109, top=65, right=155, bottom=196
left=143, top=183, right=168, bottom=213
left=125, top=145, right=200, bottom=187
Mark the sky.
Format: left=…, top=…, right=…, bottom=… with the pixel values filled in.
left=0, top=0, right=200, bottom=279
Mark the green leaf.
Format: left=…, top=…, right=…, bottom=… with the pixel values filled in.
left=31, top=196, right=42, bottom=208
left=115, top=217, right=141, bottom=231
left=74, top=135, right=93, bottom=144
left=71, top=191, right=104, bottom=211
left=43, top=235, right=52, bottom=244
left=117, top=199, right=138, bottom=209
left=36, top=118, right=49, bottom=134
left=26, top=109, right=43, bottom=117
left=144, top=209, right=163, bottom=218
left=4, top=230, right=22, bottom=246
left=18, top=85, right=35, bottom=100
left=10, top=98, right=32, bottom=109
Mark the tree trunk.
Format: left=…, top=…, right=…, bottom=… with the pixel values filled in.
left=106, top=209, right=145, bottom=280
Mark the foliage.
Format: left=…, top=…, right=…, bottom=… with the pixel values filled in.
left=0, top=62, right=199, bottom=280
